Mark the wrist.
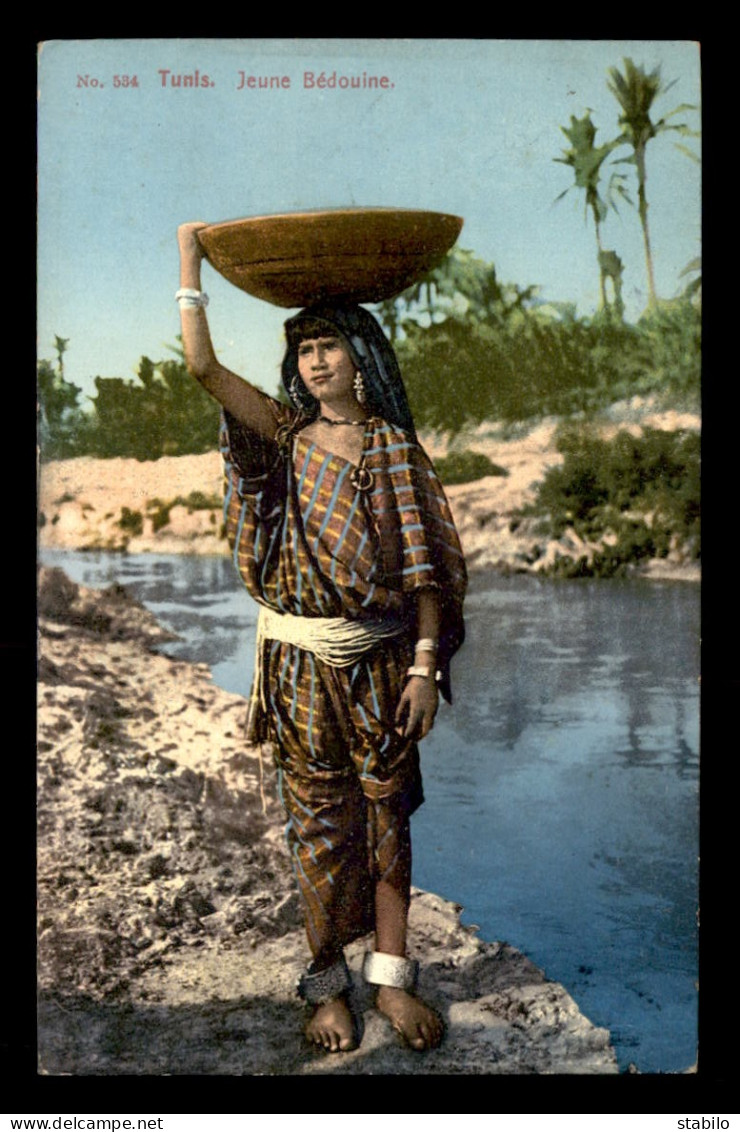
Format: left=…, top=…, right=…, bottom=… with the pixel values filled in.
left=406, top=665, right=441, bottom=684
left=176, top=287, right=209, bottom=309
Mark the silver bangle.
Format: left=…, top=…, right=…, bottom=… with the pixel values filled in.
left=406, top=665, right=442, bottom=682
left=363, top=951, right=419, bottom=991
left=176, top=287, right=209, bottom=308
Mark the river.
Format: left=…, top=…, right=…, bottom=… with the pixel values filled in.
left=41, top=548, right=700, bottom=1074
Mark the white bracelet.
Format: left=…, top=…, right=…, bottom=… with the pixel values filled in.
left=415, top=638, right=438, bottom=654
left=406, top=665, right=442, bottom=681
left=176, top=287, right=209, bottom=308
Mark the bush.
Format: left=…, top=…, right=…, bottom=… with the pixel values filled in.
left=146, top=491, right=222, bottom=533
left=433, top=450, right=508, bottom=485
left=88, top=357, right=221, bottom=460
left=180, top=491, right=222, bottom=511
left=395, top=300, right=700, bottom=433
left=523, top=425, right=700, bottom=571
left=118, top=508, right=143, bottom=536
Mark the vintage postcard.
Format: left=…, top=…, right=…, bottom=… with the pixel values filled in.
left=36, top=38, right=702, bottom=1086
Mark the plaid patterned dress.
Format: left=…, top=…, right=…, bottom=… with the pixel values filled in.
left=221, top=400, right=466, bottom=952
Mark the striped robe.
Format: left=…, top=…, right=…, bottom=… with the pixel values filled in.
left=221, top=401, right=466, bottom=952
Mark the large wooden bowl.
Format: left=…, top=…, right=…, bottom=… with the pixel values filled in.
left=196, top=208, right=463, bottom=308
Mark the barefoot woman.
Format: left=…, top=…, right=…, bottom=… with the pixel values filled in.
left=177, top=221, right=466, bottom=1052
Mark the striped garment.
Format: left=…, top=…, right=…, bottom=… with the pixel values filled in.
left=221, top=402, right=466, bottom=952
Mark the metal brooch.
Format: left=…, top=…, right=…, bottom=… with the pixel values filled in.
left=350, top=463, right=375, bottom=492
left=275, top=422, right=294, bottom=453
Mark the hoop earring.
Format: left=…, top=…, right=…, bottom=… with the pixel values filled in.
left=353, top=370, right=366, bottom=405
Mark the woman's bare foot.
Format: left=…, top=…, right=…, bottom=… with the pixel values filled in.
left=305, top=996, right=357, bottom=1052
left=376, top=985, right=444, bottom=1050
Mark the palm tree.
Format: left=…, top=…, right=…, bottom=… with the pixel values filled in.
left=375, top=248, right=536, bottom=338
left=54, top=334, right=70, bottom=381
left=554, top=111, right=629, bottom=313
left=607, top=57, right=699, bottom=308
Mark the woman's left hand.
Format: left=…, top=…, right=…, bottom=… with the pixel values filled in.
left=395, top=676, right=438, bottom=740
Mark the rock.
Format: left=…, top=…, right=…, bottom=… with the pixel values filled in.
left=38, top=565, right=80, bottom=619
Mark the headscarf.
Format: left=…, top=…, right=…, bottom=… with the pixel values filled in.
left=281, top=303, right=417, bottom=439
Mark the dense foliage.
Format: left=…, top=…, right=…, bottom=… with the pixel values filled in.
left=394, top=295, right=700, bottom=436
left=38, top=351, right=222, bottom=462
left=88, top=356, right=221, bottom=461
left=521, top=425, right=700, bottom=577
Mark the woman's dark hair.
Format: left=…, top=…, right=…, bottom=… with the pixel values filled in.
left=285, top=316, right=357, bottom=361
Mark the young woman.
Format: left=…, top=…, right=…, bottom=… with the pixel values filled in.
left=177, top=221, right=466, bottom=1053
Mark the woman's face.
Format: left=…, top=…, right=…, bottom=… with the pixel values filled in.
left=296, top=335, right=357, bottom=404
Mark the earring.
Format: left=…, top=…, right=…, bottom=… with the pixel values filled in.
left=353, top=370, right=366, bottom=405
left=289, top=374, right=304, bottom=408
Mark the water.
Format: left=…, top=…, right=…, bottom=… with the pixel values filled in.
left=41, top=549, right=700, bottom=1073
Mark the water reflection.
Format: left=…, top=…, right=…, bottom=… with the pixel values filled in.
left=458, top=574, right=699, bottom=781
left=40, top=550, right=699, bottom=1072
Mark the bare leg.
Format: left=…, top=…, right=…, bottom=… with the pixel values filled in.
left=373, top=878, right=444, bottom=1050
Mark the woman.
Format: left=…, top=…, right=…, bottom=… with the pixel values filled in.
left=177, top=221, right=466, bottom=1053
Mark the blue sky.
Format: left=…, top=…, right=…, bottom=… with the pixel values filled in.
left=37, top=38, right=701, bottom=401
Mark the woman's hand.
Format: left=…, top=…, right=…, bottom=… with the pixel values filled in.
left=395, top=676, right=438, bottom=741
left=177, top=221, right=209, bottom=257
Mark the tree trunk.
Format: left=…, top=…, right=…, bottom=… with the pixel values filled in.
left=593, top=213, right=609, bottom=310
left=636, top=146, right=658, bottom=307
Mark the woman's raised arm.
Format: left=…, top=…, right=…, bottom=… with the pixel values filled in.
left=177, top=222, right=281, bottom=438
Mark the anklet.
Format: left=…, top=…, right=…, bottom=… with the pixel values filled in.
left=362, top=951, right=419, bottom=991
left=297, top=955, right=352, bottom=1005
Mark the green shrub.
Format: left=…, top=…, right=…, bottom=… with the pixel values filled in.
left=434, top=450, right=508, bottom=485
left=523, top=425, right=700, bottom=572
left=150, top=504, right=172, bottom=533
left=146, top=491, right=222, bottom=534
left=181, top=491, right=222, bottom=511
left=118, top=507, right=143, bottom=536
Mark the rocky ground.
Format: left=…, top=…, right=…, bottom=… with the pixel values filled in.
left=38, top=397, right=701, bottom=582
left=37, top=566, right=618, bottom=1076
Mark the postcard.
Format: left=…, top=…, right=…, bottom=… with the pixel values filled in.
left=36, top=38, right=702, bottom=1086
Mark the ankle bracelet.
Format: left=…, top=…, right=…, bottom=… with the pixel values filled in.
left=362, top=951, right=419, bottom=991
left=297, top=955, right=352, bottom=1005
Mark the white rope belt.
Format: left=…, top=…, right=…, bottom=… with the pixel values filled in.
left=256, top=605, right=406, bottom=668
